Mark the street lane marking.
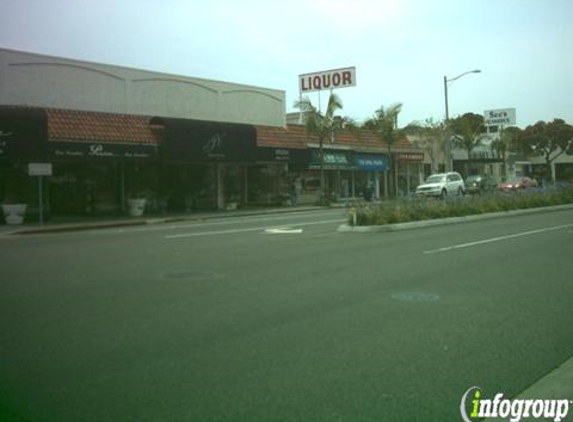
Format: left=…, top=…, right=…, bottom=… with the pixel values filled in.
left=165, top=218, right=343, bottom=239
left=264, top=228, right=304, bottom=234
left=423, top=223, right=573, bottom=254
left=92, top=211, right=341, bottom=235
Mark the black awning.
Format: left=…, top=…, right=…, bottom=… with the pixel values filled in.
left=0, top=107, right=47, bottom=160
left=156, top=117, right=257, bottom=162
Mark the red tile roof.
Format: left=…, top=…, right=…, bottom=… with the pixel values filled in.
left=46, top=108, right=161, bottom=144
left=256, top=124, right=422, bottom=153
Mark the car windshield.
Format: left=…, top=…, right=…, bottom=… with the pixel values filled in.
left=426, top=175, right=446, bottom=183
left=466, top=176, right=481, bottom=182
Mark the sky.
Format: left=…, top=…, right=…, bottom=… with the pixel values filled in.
left=1, top=0, right=572, bottom=128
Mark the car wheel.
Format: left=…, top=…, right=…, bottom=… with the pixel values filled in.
left=440, top=189, right=447, bottom=200
left=457, top=187, right=464, bottom=196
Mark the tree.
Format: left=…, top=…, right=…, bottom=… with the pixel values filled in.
left=403, top=118, right=448, bottom=174
left=363, top=103, right=403, bottom=197
left=519, top=119, right=573, bottom=183
left=294, top=93, right=354, bottom=202
left=448, top=112, right=486, bottom=175
left=491, top=126, right=519, bottom=181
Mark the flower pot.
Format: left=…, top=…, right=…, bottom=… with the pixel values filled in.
left=127, top=198, right=146, bottom=217
left=2, top=204, right=27, bottom=225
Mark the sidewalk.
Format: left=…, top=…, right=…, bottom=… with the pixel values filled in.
left=0, top=205, right=341, bottom=236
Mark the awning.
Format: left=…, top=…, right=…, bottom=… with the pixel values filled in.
left=156, top=117, right=257, bottom=162
left=355, top=153, right=389, bottom=171
left=46, top=108, right=159, bottom=160
left=0, top=107, right=47, bottom=160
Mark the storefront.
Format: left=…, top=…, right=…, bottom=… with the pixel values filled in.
left=395, top=152, right=424, bottom=196
left=0, top=108, right=47, bottom=214
left=354, top=153, right=389, bottom=199
left=290, top=149, right=355, bottom=203
left=47, top=141, right=159, bottom=214
left=0, top=107, right=161, bottom=219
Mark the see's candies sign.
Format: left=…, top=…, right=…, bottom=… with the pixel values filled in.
left=484, top=108, right=516, bottom=126
left=299, top=67, right=356, bottom=93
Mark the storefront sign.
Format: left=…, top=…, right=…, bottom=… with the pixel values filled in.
left=257, top=147, right=309, bottom=164
left=28, top=162, right=53, bottom=176
left=355, top=154, right=389, bottom=171
left=309, top=150, right=352, bottom=169
left=274, top=149, right=290, bottom=161
left=484, top=108, right=516, bottom=126
left=50, top=142, right=156, bottom=159
left=397, top=152, right=424, bottom=162
left=299, top=67, right=356, bottom=93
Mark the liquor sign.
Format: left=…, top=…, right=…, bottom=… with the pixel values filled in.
left=299, top=67, right=356, bottom=93
left=484, top=108, right=516, bottom=126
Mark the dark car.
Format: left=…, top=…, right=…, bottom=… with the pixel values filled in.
left=465, top=175, right=497, bottom=194
left=497, top=176, right=538, bottom=191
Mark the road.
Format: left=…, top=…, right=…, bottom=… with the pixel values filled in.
left=1, top=207, right=572, bottom=422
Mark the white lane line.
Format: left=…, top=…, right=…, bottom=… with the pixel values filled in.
left=264, top=228, right=304, bottom=234
left=423, top=222, right=573, bottom=254
left=92, top=211, right=341, bottom=235
left=165, top=218, right=344, bottom=239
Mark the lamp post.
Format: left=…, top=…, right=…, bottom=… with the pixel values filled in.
left=443, top=69, right=481, bottom=171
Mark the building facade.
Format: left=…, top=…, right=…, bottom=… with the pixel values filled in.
left=1, top=48, right=425, bottom=222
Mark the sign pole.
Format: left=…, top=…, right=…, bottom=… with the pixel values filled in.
left=39, top=176, right=44, bottom=225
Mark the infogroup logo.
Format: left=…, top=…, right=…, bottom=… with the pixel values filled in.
left=460, top=386, right=571, bottom=422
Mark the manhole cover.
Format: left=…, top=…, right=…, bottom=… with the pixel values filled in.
left=390, top=292, right=440, bottom=303
left=164, top=270, right=214, bottom=280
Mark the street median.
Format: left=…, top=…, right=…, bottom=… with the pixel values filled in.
left=339, top=188, right=573, bottom=233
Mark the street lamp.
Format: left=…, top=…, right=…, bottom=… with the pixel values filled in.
left=443, top=69, right=481, bottom=171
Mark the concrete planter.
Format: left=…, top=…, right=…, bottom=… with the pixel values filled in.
left=127, top=198, right=146, bottom=217
left=2, top=204, right=27, bottom=225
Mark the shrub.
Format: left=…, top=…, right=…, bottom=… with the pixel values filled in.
left=349, top=188, right=573, bottom=226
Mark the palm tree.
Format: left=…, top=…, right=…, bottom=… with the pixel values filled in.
left=491, top=126, right=519, bottom=181
left=294, top=93, right=353, bottom=203
left=363, top=103, right=402, bottom=197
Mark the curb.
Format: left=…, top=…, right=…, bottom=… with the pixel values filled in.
left=1, top=206, right=332, bottom=236
left=487, top=354, right=573, bottom=421
left=338, top=204, right=573, bottom=233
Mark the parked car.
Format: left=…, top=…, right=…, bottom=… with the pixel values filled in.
left=416, top=172, right=465, bottom=198
left=465, top=175, right=497, bottom=194
left=497, top=176, right=538, bottom=192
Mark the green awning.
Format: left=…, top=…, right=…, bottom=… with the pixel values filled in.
left=309, top=150, right=352, bottom=169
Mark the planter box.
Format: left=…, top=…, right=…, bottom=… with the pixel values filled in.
left=2, top=204, right=27, bottom=225
left=127, top=199, right=146, bottom=217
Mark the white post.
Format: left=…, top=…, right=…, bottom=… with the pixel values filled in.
left=38, top=176, right=44, bottom=225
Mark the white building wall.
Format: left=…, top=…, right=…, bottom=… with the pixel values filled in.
left=0, top=48, right=286, bottom=127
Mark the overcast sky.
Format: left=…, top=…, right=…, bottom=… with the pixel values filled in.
left=1, top=0, right=572, bottom=127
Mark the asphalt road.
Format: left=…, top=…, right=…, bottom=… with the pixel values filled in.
left=1, top=208, right=572, bottom=422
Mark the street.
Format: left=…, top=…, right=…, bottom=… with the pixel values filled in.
left=1, top=208, right=572, bottom=421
